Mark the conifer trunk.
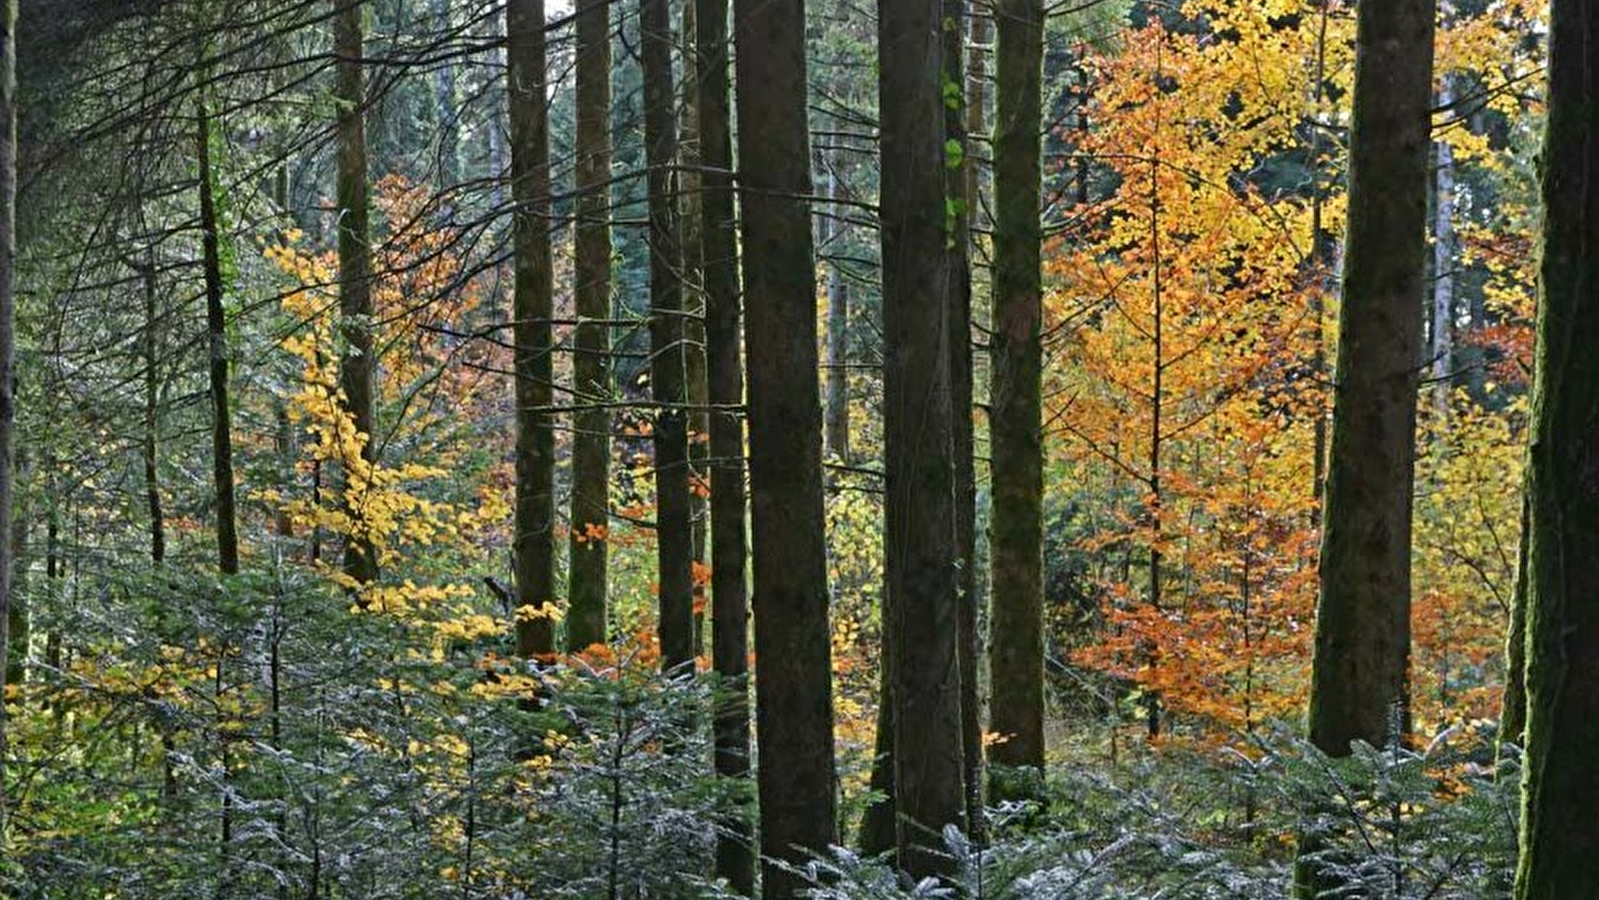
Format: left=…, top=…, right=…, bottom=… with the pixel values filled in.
left=642, top=0, right=696, bottom=672
left=1430, top=79, right=1457, bottom=417
left=879, top=0, right=966, bottom=878
left=987, top=0, right=1046, bottom=786
left=333, top=0, right=378, bottom=587
left=198, top=102, right=239, bottom=577
left=0, top=0, right=14, bottom=828
left=822, top=161, right=850, bottom=463
left=734, top=0, right=838, bottom=890
left=507, top=0, right=556, bottom=658
left=698, top=0, right=754, bottom=888
left=1305, top=0, right=1433, bottom=759
left=680, top=0, right=710, bottom=655
left=140, top=259, right=166, bottom=566
left=566, top=0, right=613, bottom=652
left=1513, top=1, right=1599, bottom=894
left=943, top=0, right=984, bottom=840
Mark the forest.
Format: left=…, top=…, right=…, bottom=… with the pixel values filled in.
left=0, top=0, right=1593, bottom=896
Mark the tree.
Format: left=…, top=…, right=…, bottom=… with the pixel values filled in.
left=879, top=0, right=966, bottom=878
left=197, top=101, right=239, bottom=577
left=734, top=0, right=838, bottom=891
left=1299, top=0, right=1434, bottom=892
left=198, top=99, right=243, bottom=887
left=334, top=0, right=378, bottom=587
left=987, top=0, right=1046, bottom=791
left=0, top=0, right=15, bottom=833
left=1513, top=0, right=1599, bottom=893
left=697, top=0, right=754, bottom=888
left=1305, top=0, right=1434, bottom=757
left=565, top=0, right=612, bottom=652
left=642, top=0, right=695, bottom=673
left=943, top=0, right=983, bottom=839
left=507, top=0, right=556, bottom=659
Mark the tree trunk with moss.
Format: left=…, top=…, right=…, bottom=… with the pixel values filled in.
left=0, top=2, right=14, bottom=814
left=198, top=102, right=239, bottom=578
left=562, top=0, right=610, bottom=655
left=565, top=0, right=612, bottom=652
left=699, top=0, right=754, bottom=888
left=643, top=0, right=696, bottom=673
left=1499, top=490, right=1529, bottom=757
left=987, top=0, right=1046, bottom=794
left=1305, top=0, right=1432, bottom=757
left=1297, top=0, right=1433, bottom=892
left=334, top=0, right=378, bottom=587
left=943, top=0, right=983, bottom=842
left=735, top=0, right=838, bottom=892
left=1513, top=1, right=1599, bottom=894
left=879, top=0, right=966, bottom=879
left=507, top=0, right=556, bottom=658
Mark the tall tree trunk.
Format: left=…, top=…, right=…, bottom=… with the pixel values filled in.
left=0, top=11, right=13, bottom=805
left=642, top=0, right=696, bottom=673
left=879, top=0, right=966, bottom=879
left=734, top=0, right=838, bottom=892
left=943, top=0, right=984, bottom=841
left=508, top=0, right=556, bottom=659
left=198, top=101, right=242, bottom=900
left=680, top=0, right=710, bottom=656
left=198, top=102, right=240, bottom=578
left=821, top=162, right=850, bottom=464
left=987, top=0, right=1045, bottom=790
left=1307, top=0, right=1332, bottom=515
left=1305, top=0, right=1432, bottom=757
left=1430, top=79, right=1456, bottom=417
left=334, top=0, right=378, bottom=587
left=566, top=0, right=613, bottom=652
left=1298, top=0, right=1433, bottom=893
left=140, top=259, right=166, bottom=565
left=1512, top=1, right=1599, bottom=894
left=698, top=0, right=754, bottom=889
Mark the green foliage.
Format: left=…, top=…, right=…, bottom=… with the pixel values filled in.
left=757, top=729, right=1517, bottom=900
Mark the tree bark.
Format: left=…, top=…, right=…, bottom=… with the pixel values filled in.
left=566, top=0, right=613, bottom=652
left=1305, top=0, right=1432, bottom=758
left=508, top=0, right=556, bottom=659
left=879, top=0, right=966, bottom=879
left=139, top=259, right=166, bottom=566
left=822, top=163, right=850, bottom=464
left=734, top=0, right=839, bottom=891
left=198, top=102, right=240, bottom=577
left=680, top=0, right=710, bottom=657
left=334, top=0, right=378, bottom=587
left=1430, top=79, right=1456, bottom=417
left=642, top=0, right=696, bottom=673
left=0, top=13, right=13, bottom=802
left=698, top=0, right=754, bottom=889
left=1499, top=488, right=1529, bottom=756
left=987, top=0, right=1045, bottom=789
left=1513, top=1, right=1599, bottom=894
left=943, top=0, right=984, bottom=841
